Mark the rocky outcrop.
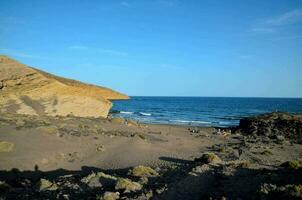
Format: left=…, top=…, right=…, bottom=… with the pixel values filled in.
left=0, top=55, right=128, bottom=118
left=238, top=112, right=302, bottom=143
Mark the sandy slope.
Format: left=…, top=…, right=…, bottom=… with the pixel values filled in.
left=0, top=113, right=301, bottom=172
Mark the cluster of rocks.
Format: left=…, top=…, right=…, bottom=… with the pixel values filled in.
left=238, top=112, right=302, bottom=144
left=0, top=165, right=162, bottom=200
left=1, top=150, right=301, bottom=200
left=0, top=112, right=146, bottom=140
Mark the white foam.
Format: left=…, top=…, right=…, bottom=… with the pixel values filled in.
left=120, top=111, right=133, bottom=114
left=139, top=112, right=152, bottom=116
left=169, top=120, right=210, bottom=124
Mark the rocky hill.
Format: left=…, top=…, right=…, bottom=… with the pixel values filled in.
left=238, top=112, right=302, bottom=144
left=0, top=55, right=129, bottom=118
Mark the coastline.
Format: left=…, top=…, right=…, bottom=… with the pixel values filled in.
left=110, top=96, right=302, bottom=129
left=1, top=112, right=302, bottom=199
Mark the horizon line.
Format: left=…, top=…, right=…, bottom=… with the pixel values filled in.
left=124, top=95, right=302, bottom=99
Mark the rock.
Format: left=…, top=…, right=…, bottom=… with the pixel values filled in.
left=195, top=153, right=221, bottom=164
left=100, top=192, right=120, bottom=200
left=0, top=181, right=11, bottom=192
left=145, top=190, right=154, bottom=199
left=111, top=118, right=126, bottom=124
left=115, top=178, right=142, bottom=192
left=66, top=152, right=78, bottom=162
left=261, top=150, right=273, bottom=156
left=0, top=55, right=128, bottom=118
left=130, top=165, right=159, bottom=177
left=127, top=119, right=139, bottom=126
left=276, top=135, right=285, bottom=141
left=237, top=112, right=302, bottom=144
left=87, top=176, right=103, bottom=188
left=259, top=183, right=302, bottom=199
left=15, top=119, right=25, bottom=128
left=63, top=194, right=70, bottom=200
left=238, top=160, right=251, bottom=168
left=138, top=134, right=146, bottom=140
left=155, top=185, right=167, bottom=194
left=81, top=173, right=102, bottom=188
left=191, top=164, right=211, bottom=174
left=281, top=160, right=302, bottom=169
left=0, top=141, right=14, bottom=152
left=188, top=128, right=199, bottom=133
left=82, top=172, right=117, bottom=188
left=36, top=178, right=58, bottom=191
left=138, top=177, right=149, bottom=185
left=36, top=125, right=58, bottom=135
left=96, top=145, right=105, bottom=152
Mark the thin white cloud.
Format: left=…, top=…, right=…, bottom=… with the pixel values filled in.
left=98, top=48, right=128, bottom=56
left=251, top=8, right=302, bottom=34
left=120, top=1, right=131, bottom=7
left=69, top=45, right=89, bottom=50
left=0, top=48, right=44, bottom=59
left=263, top=9, right=302, bottom=26
left=159, top=63, right=184, bottom=69
left=69, top=45, right=128, bottom=57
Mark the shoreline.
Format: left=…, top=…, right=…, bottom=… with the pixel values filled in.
left=1, top=112, right=301, bottom=199
left=109, top=115, right=238, bottom=129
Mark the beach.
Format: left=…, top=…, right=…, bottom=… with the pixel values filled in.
left=1, top=112, right=301, bottom=199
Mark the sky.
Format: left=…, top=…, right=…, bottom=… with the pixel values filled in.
left=0, top=0, right=302, bottom=97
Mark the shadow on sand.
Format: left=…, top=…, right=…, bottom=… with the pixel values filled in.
left=0, top=158, right=302, bottom=200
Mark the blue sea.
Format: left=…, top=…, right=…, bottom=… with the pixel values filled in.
left=110, top=97, right=302, bottom=127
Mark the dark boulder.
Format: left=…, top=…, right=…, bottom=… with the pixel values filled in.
left=238, top=112, right=302, bottom=144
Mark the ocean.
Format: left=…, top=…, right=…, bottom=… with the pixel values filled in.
left=110, top=97, right=302, bottom=127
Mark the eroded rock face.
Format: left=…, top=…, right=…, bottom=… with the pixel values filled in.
left=238, top=112, right=302, bottom=144
left=0, top=55, right=128, bottom=118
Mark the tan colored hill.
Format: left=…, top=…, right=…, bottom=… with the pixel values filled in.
left=0, top=55, right=129, bottom=118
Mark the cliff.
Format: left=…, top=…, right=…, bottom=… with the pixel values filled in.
left=0, top=55, right=129, bottom=118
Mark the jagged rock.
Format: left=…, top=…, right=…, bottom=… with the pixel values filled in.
left=115, top=178, right=142, bottom=192
left=0, top=55, right=128, bottom=118
left=259, top=183, right=302, bottom=199
left=238, top=112, right=302, bottom=143
left=195, top=153, right=221, bottom=164
left=81, top=173, right=102, bottom=188
left=130, top=165, right=159, bottom=177
left=100, top=192, right=120, bottom=200
left=82, top=172, right=117, bottom=188
left=36, top=178, right=58, bottom=191
left=86, top=176, right=103, bottom=188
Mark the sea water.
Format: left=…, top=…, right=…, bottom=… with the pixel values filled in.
left=111, top=97, right=302, bottom=127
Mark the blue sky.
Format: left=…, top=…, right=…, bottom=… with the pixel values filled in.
left=1, top=0, right=302, bottom=97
